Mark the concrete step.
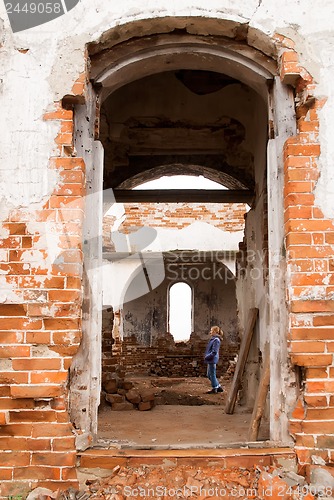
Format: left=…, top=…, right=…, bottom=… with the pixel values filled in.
left=78, top=447, right=296, bottom=471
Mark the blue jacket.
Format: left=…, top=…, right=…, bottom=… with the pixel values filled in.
left=204, top=335, right=221, bottom=364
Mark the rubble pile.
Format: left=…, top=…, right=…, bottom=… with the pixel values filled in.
left=103, top=378, right=156, bottom=411
left=26, top=462, right=334, bottom=500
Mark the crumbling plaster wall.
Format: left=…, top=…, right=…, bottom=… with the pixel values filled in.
left=1, top=0, right=334, bottom=216
left=1, top=0, right=334, bottom=494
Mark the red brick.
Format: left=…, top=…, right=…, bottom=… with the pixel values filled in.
left=291, top=300, right=334, bottom=313
left=0, top=469, right=13, bottom=480
left=302, top=421, right=334, bottom=434
left=307, top=380, right=334, bottom=392
left=306, top=408, right=334, bottom=420
left=281, top=51, right=298, bottom=63
left=49, top=157, right=85, bottom=171
left=306, top=367, right=328, bottom=378
left=43, top=318, right=80, bottom=329
left=27, top=438, right=52, bottom=451
left=0, top=317, right=42, bottom=330
left=0, top=399, right=34, bottom=410
left=61, top=467, right=78, bottom=480
left=298, top=120, right=319, bottom=133
left=0, top=304, right=27, bottom=317
left=325, top=232, right=334, bottom=244
left=10, top=385, right=63, bottom=399
left=26, top=332, right=51, bottom=344
left=0, top=437, right=29, bottom=450
left=288, top=260, right=313, bottom=272
left=0, top=331, right=24, bottom=343
left=30, top=372, right=68, bottom=384
left=0, top=236, right=21, bottom=248
left=9, top=411, right=57, bottom=423
left=290, top=328, right=334, bottom=340
left=55, top=183, right=84, bottom=197
left=49, top=196, right=84, bottom=209
left=52, top=331, right=81, bottom=345
left=66, top=277, right=82, bottom=289
left=291, top=245, right=331, bottom=260
left=284, top=143, right=320, bottom=157
left=312, top=234, right=324, bottom=245
left=12, top=358, right=61, bottom=370
left=60, top=170, right=84, bottom=183
left=290, top=341, right=325, bottom=353
left=34, top=480, right=79, bottom=491
left=0, top=263, right=30, bottom=275
left=32, top=423, right=73, bottom=438
left=290, top=353, right=332, bottom=366
left=48, top=289, right=82, bottom=302
left=0, top=372, right=28, bottom=384
left=286, top=233, right=312, bottom=246
left=304, top=395, right=327, bottom=407
left=44, top=108, right=73, bottom=121
left=290, top=274, right=333, bottom=286
left=295, top=434, right=316, bottom=447
left=0, top=451, right=30, bottom=466
left=13, top=466, right=61, bottom=480
left=32, top=452, right=76, bottom=466
left=0, top=346, right=30, bottom=358
left=51, top=262, right=82, bottom=276
left=52, top=436, right=76, bottom=451
left=22, top=236, right=32, bottom=248
left=0, top=424, right=33, bottom=437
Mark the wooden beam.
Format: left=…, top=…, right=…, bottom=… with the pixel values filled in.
left=113, top=189, right=254, bottom=204
left=248, top=344, right=270, bottom=442
left=225, top=308, right=259, bottom=415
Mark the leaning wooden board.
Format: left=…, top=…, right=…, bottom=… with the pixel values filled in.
left=224, top=308, right=259, bottom=414
left=248, top=343, right=270, bottom=441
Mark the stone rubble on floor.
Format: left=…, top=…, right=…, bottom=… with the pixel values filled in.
left=26, top=463, right=334, bottom=500
left=103, top=379, right=156, bottom=411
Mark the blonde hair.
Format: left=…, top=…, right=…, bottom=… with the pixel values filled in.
left=210, top=326, right=223, bottom=336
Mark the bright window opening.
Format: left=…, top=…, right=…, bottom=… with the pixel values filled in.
left=134, top=175, right=226, bottom=190
left=169, top=282, right=192, bottom=342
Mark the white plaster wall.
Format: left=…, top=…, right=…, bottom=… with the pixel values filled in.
left=1, top=0, right=334, bottom=221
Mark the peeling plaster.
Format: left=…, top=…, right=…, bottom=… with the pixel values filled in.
left=0, top=276, right=24, bottom=303
left=1, top=1, right=334, bottom=217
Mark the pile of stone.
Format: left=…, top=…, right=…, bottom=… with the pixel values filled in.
left=103, top=378, right=155, bottom=411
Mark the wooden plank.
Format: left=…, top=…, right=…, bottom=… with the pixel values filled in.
left=113, top=189, right=254, bottom=204
left=224, top=308, right=259, bottom=414
left=248, top=344, right=270, bottom=441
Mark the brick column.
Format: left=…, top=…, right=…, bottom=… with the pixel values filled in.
left=280, top=50, right=334, bottom=466
left=0, top=73, right=87, bottom=496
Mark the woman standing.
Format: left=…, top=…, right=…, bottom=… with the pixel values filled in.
left=204, top=326, right=224, bottom=394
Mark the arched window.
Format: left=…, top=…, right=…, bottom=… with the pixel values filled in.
left=168, top=282, right=192, bottom=342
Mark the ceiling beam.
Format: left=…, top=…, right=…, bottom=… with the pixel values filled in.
left=113, top=189, right=254, bottom=203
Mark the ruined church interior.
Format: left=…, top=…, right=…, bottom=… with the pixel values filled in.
left=91, top=65, right=271, bottom=448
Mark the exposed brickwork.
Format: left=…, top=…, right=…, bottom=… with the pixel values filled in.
left=103, top=202, right=246, bottom=250
left=102, top=331, right=238, bottom=382
left=0, top=97, right=85, bottom=495
left=1, top=29, right=334, bottom=496
left=280, top=50, right=334, bottom=466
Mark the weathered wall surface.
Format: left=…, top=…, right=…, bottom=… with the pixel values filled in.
left=1, top=0, right=334, bottom=495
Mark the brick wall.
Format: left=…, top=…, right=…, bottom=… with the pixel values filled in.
left=280, top=50, right=334, bottom=467
left=103, top=202, right=246, bottom=250
left=1, top=33, right=334, bottom=496
left=102, top=332, right=238, bottom=382
left=0, top=73, right=86, bottom=496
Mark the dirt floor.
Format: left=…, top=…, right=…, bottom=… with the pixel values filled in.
left=97, top=376, right=269, bottom=448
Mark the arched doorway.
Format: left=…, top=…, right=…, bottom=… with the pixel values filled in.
left=70, top=19, right=297, bottom=447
